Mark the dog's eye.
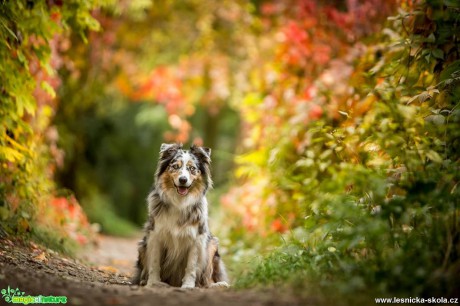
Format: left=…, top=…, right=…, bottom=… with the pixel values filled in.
left=188, top=166, right=196, bottom=172
left=171, top=164, right=180, bottom=170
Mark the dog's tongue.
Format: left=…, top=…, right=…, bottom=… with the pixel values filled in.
left=177, top=187, right=189, bottom=196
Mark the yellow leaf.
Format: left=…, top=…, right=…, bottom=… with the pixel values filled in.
left=0, top=146, right=24, bottom=162
left=5, top=133, right=31, bottom=154
left=235, top=150, right=267, bottom=167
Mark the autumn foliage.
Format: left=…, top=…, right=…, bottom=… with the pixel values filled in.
left=223, top=0, right=399, bottom=235
left=224, top=0, right=460, bottom=298
left=0, top=0, right=102, bottom=250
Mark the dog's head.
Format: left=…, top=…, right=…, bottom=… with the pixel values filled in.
left=155, top=143, right=212, bottom=203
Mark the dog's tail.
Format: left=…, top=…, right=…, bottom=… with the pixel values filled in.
left=131, top=235, right=147, bottom=285
left=212, top=247, right=229, bottom=284
left=207, top=236, right=229, bottom=284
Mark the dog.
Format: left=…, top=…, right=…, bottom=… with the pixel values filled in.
left=132, top=143, right=229, bottom=289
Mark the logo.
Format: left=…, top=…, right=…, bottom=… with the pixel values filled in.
left=1, top=286, right=67, bottom=305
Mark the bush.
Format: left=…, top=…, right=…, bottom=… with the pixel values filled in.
left=226, top=0, right=460, bottom=298
left=0, top=0, right=106, bottom=250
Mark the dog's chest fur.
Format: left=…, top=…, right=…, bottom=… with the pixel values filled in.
left=146, top=199, right=208, bottom=286
left=153, top=207, right=199, bottom=245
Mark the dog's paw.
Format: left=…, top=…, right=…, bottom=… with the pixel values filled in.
left=147, top=281, right=170, bottom=288
left=180, top=283, right=196, bottom=290
left=209, top=281, right=230, bottom=289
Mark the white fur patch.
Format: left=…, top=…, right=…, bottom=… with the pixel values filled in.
left=146, top=201, right=208, bottom=288
left=176, top=152, right=194, bottom=185
left=158, top=186, right=202, bottom=209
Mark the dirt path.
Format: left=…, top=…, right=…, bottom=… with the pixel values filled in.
left=0, top=235, right=312, bottom=306
left=79, top=234, right=142, bottom=276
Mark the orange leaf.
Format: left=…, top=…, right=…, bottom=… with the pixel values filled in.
left=33, top=252, right=47, bottom=262
left=98, top=266, right=119, bottom=274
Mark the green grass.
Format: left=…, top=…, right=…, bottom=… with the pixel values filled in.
left=233, top=244, right=393, bottom=306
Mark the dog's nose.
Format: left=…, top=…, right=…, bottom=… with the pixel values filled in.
left=179, top=176, right=187, bottom=185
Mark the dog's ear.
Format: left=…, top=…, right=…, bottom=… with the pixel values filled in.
left=156, top=143, right=182, bottom=178
left=190, top=145, right=211, bottom=163
left=190, top=145, right=213, bottom=189
left=201, top=147, right=211, bottom=158
left=159, top=143, right=182, bottom=160
left=160, top=143, right=175, bottom=152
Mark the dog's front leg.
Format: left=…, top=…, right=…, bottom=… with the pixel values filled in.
left=181, top=244, right=198, bottom=289
left=146, top=233, right=168, bottom=287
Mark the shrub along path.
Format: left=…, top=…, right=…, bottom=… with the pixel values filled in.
left=0, top=234, right=311, bottom=306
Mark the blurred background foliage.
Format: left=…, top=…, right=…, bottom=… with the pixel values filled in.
left=1, top=0, right=459, bottom=301
left=54, top=0, right=246, bottom=234
left=223, top=0, right=460, bottom=300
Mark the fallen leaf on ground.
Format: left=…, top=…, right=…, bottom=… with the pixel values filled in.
left=97, top=266, right=119, bottom=273
left=33, top=251, right=47, bottom=262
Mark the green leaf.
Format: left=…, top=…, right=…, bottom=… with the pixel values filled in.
left=17, top=51, right=28, bottom=65
left=425, top=114, right=445, bottom=125
left=426, top=33, right=436, bottom=43
left=0, top=206, right=10, bottom=220
left=426, top=150, right=443, bottom=163
left=0, top=19, right=18, bottom=41
left=397, top=104, right=416, bottom=119
left=424, top=54, right=431, bottom=63
left=41, top=81, right=56, bottom=99
left=440, top=60, right=460, bottom=82
left=432, top=49, right=444, bottom=60
left=15, top=94, right=36, bottom=116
